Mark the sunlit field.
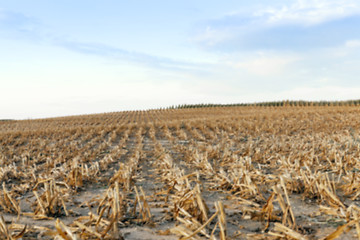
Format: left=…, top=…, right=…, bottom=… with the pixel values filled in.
left=1, top=105, right=360, bottom=239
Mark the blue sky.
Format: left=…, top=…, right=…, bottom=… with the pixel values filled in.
left=1, top=0, right=360, bottom=119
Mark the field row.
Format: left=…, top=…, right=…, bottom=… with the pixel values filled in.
left=1, top=106, right=360, bottom=239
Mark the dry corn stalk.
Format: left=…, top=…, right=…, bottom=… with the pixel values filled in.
left=273, top=177, right=296, bottom=228
left=50, top=211, right=125, bottom=239
left=54, top=219, right=77, bottom=240
left=59, top=212, right=124, bottom=239
left=0, top=183, right=20, bottom=215
left=212, top=160, right=263, bottom=200
left=323, top=220, right=356, bottom=240
left=262, top=192, right=276, bottom=230
left=171, top=201, right=227, bottom=240
left=215, top=201, right=227, bottom=240
left=260, top=178, right=296, bottom=231
left=132, top=186, right=152, bottom=223
left=0, top=163, right=22, bottom=182
left=97, top=182, right=126, bottom=223
left=65, top=158, right=83, bottom=190
left=154, top=153, right=192, bottom=192
left=110, top=161, right=136, bottom=191
left=174, top=210, right=218, bottom=240
left=271, top=223, right=308, bottom=240
left=297, top=169, right=345, bottom=209
left=0, top=215, right=27, bottom=240
left=32, top=179, right=69, bottom=218
left=173, top=184, right=209, bottom=224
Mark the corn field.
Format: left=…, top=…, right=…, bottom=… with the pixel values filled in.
left=1, top=106, right=360, bottom=239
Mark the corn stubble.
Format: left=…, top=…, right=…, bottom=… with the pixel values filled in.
left=2, top=106, right=360, bottom=239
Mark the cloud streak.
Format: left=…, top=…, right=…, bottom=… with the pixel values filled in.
left=255, top=0, right=360, bottom=26
left=193, top=0, right=360, bottom=51
left=0, top=9, right=43, bottom=41
left=232, top=55, right=300, bottom=76
left=55, top=39, right=207, bottom=72
left=0, top=9, right=208, bottom=73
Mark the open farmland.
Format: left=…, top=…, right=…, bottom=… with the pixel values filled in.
left=2, top=106, right=360, bottom=239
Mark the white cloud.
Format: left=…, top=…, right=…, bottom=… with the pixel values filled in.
left=255, top=0, right=360, bottom=26
left=229, top=54, right=300, bottom=76
left=238, top=85, right=360, bottom=103
left=192, top=26, right=232, bottom=47
left=317, top=77, right=330, bottom=83
left=345, top=40, right=360, bottom=48
left=194, top=0, right=360, bottom=51
left=278, top=86, right=360, bottom=101
left=326, top=39, right=360, bottom=57
left=0, top=78, right=216, bottom=119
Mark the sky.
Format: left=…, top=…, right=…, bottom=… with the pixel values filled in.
left=1, top=0, right=360, bottom=119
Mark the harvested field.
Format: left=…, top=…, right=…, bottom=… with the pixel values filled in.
left=1, top=106, right=360, bottom=239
